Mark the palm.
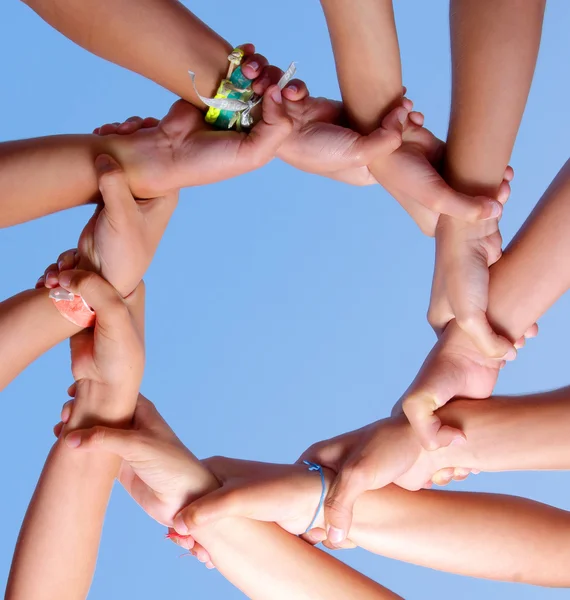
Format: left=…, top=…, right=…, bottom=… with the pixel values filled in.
left=279, top=96, right=376, bottom=185
left=377, top=123, right=445, bottom=235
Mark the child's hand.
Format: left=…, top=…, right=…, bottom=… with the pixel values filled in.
left=296, top=415, right=463, bottom=548
left=245, top=68, right=405, bottom=186
left=428, top=177, right=538, bottom=357
left=53, top=270, right=145, bottom=412
left=372, top=114, right=504, bottom=235
left=55, top=394, right=217, bottom=529
left=76, top=153, right=178, bottom=298
left=167, top=457, right=336, bottom=568
left=117, top=90, right=293, bottom=199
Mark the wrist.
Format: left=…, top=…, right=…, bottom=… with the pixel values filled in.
left=66, top=380, right=138, bottom=430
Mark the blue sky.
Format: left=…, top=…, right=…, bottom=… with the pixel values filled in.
left=1, top=1, right=570, bottom=598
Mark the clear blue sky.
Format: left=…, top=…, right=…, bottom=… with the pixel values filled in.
left=1, top=1, right=570, bottom=598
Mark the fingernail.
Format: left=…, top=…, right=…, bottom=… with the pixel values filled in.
left=397, top=108, right=408, bottom=126
left=95, top=154, right=116, bottom=173
left=286, top=84, right=298, bottom=94
left=58, top=272, right=72, bottom=287
left=502, top=347, right=517, bottom=361
left=173, top=513, right=189, bottom=536
left=450, top=436, right=466, bottom=446
left=36, top=276, right=44, bottom=286
left=471, top=469, right=481, bottom=475
left=270, top=87, right=282, bottom=104
left=246, top=60, right=259, bottom=72
left=489, top=201, right=502, bottom=219
left=65, top=433, right=81, bottom=448
left=327, top=527, right=345, bottom=544
left=58, top=260, right=65, bottom=271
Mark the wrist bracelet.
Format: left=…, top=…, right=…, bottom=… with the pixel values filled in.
left=49, top=287, right=95, bottom=328
left=189, top=47, right=297, bottom=131
left=303, top=460, right=327, bottom=533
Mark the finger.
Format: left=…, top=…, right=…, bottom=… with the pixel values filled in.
left=421, top=177, right=503, bottom=221
left=241, top=53, right=269, bottom=80
left=503, top=165, right=514, bottom=182
left=524, top=323, right=539, bottom=339
left=431, top=467, right=455, bottom=487
left=282, top=79, right=310, bottom=102
left=142, top=117, right=160, bottom=128
left=65, top=424, right=141, bottom=458
left=173, top=487, right=245, bottom=533
left=97, top=123, right=120, bottom=136
left=236, top=42, right=255, bottom=56
left=347, top=105, right=405, bottom=165
left=452, top=467, right=471, bottom=482
left=57, top=248, right=78, bottom=273
left=408, top=111, right=424, bottom=126
left=497, top=179, right=511, bottom=206
left=252, top=65, right=284, bottom=96
left=323, top=468, right=367, bottom=547
left=35, top=275, right=45, bottom=289
left=300, top=528, right=327, bottom=546
left=61, top=399, right=74, bottom=423
left=245, top=85, right=293, bottom=168
left=117, top=116, right=143, bottom=134
left=514, top=336, right=526, bottom=350
left=44, top=262, right=59, bottom=288
left=53, top=422, right=64, bottom=439
left=57, top=270, right=130, bottom=332
left=165, top=529, right=196, bottom=551
left=456, top=310, right=517, bottom=360
left=402, top=97, right=414, bottom=111
left=67, top=382, right=77, bottom=397
left=94, top=155, right=138, bottom=222
left=92, top=127, right=101, bottom=135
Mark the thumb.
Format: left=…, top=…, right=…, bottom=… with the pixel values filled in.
left=65, top=425, right=142, bottom=460
left=57, top=270, right=129, bottom=333
left=348, top=105, right=405, bottom=167
left=245, top=85, right=293, bottom=166
left=323, top=467, right=365, bottom=547
left=422, top=179, right=503, bottom=222
left=95, top=154, right=138, bottom=221
left=172, top=486, right=248, bottom=534
left=456, top=309, right=517, bottom=361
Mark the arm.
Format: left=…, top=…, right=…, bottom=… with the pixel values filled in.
left=6, top=273, right=144, bottom=600
left=320, top=0, right=402, bottom=133
left=429, top=0, right=546, bottom=355
left=61, top=398, right=401, bottom=600
left=22, top=0, right=234, bottom=106
left=436, top=387, right=570, bottom=473
left=348, top=485, right=570, bottom=587
left=0, top=287, right=80, bottom=390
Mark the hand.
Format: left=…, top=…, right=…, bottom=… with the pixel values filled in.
left=395, top=319, right=507, bottom=452
left=54, top=394, right=216, bottom=529
left=373, top=113, right=504, bottom=235
left=240, top=66, right=406, bottom=186
left=116, top=88, right=293, bottom=200
left=54, top=270, right=145, bottom=402
left=296, top=415, right=465, bottom=547
left=428, top=178, right=538, bottom=357
left=168, top=457, right=335, bottom=568
left=79, top=140, right=178, bottom=297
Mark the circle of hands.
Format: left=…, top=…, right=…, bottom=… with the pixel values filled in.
left=36, top=44, right=539, bottom=568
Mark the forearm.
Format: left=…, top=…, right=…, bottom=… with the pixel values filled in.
left=487, top=159, right=570, bottom=341
left=445, top=0, right=545, bottom=195
left=348, top=485, right=570, bottom=587
left=0, top=134, right=135, bottom=227
left=180, top=457, right=401, bottom=598
left=23, top=0, right=232, bottom=106
left=320, top=0, right=401, bottom=133
left=6, top=388, right=138, bottom=600
left=197, top=519, right=401, bottom=600
left=436, top=387, right=570, bottom=472
left=0, top=288, right=80, bottom=390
